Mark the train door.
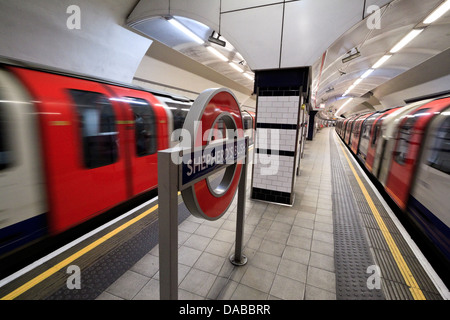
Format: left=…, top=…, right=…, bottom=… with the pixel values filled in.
left=385, top=99, right=450, bottom=210
left=0, top=68, right=47, bottom=254
left=10, top=67, right=130, bottom=233
left=410, top=108, right=450, bottom=258
left=105, top=86, right=170, bottom=196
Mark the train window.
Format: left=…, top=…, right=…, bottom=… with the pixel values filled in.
left=394, top=108, right=430, bottom=165
left=69, top=90, right=118, bottom=169
left=0, top=104, right=12, bottom=171
left=243, top=115, right=253, bottom=130
left=166, top=102, right=189, bottom=131
left=128, top=97, right=157, bottom=157
left=427, top=115, right=450, bottom=174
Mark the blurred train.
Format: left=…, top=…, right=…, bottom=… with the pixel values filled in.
left=0, top=60, right=255, bottom=258
left=335, top=97, right=450, bottom=267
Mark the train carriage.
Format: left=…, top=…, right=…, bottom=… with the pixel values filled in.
left=0, top=61, right=191, bottom=256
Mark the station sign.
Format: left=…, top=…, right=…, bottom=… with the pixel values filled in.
left=158, top=87, right=249, bottom=300
left=180, top=88, right=245, bottom=221
left=180, top=138, right=246, bottom=188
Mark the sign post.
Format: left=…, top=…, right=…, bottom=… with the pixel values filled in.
left=158, top=88, right=248, bottom=300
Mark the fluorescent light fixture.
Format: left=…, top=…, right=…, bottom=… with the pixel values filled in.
left=423, top=0, right=450, bottom=24
left=372, top=55, right=392, bottom=68
left=390, top=29, right=424, bottom=53
left=336, top=98, right=353, bottom=115
left=243, top=73, right=254, bottom=80
left=207, top=46, right=228, bottom=61
left=168, top=18, right=204, bottom=44
left=353, top=78, right=363, bottom=86
left=229, top=62, right=243, bottom=73
left=360, top=69, right=374, bottom=79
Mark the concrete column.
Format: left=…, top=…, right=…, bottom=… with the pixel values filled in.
left=251, top=68, right=310, bottom=206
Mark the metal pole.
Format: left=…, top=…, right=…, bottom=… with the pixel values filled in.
left=230, top=137, right=248, bottom=266
left=158, top=149, right=180, bottom=300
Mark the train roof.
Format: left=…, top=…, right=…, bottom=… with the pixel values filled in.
left=0, top=55, right=194, bottom=104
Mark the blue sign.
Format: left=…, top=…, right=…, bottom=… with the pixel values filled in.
left=181, top=138, right=246, bottom=187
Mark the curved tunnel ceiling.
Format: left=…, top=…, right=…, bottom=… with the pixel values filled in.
left=127, top=0, right=450, bottom=119
left=311, top=0, right=450, bottom=118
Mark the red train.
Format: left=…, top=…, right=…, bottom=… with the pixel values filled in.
left=0, top=60, right=193, bottom=257
left=0, top=60, right=257, bottom=259
left=336, top=97, right=450, bottom=267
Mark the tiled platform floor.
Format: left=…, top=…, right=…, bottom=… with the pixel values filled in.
left=97, top=128, right=336, bottom=300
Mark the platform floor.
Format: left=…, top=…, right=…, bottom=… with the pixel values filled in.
left=95, top=127, right=444, bottom=300
left=97, top=128, right=336, bottom=300
left=0, top=128, right=446, bottom=300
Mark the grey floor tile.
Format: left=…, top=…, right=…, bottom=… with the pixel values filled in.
left=313, top=230, right=334, bottom=244
left=133, top=278, right=159, bottom=300
left=130, top=253, right=160, bottom=278
left=195, top=224, right=219, bottom=238
left=270, top=274, right=305, bottom=300
left=304, top=285, right=336, bottom=300
left=277, top=259, right=308, bottom=283
left=204, top=239, right=233, bottom=258
left=179, top=268, right=217, bottom=297
left=287, top=234, right=312, bottom=250
left=184, top=234, right=211, bottom=251
left=282, top=245, right=310, bottom=265
left=251, top=251, right=281, bottom=273
left=307, top=267, right=336, bottom=293
left=105, top=271, right=149, bottom=300
left=231, top=284, right=268, bottom=300
left=178, top=245, right=203, bottom=267
left=241, top=265, right=275, bottom=293
left=214, top=229, right=236, bottom=243
left=193, top=252, right=226, bottom=275
left=309, top=251, right=335, bottom=273
left=259, top=239, right=285, bottom=257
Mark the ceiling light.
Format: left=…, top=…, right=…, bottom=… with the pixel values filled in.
left=353, top=78, right=363, bottom=86
left=336, top=98, right=353, bottom=115
left=390, top=29, right=424, bottom=53
left=423, top=0, right=450, bottom=24
left=243, top=73, right=254, bottom=80
left=372, top=55, right=392, bottom=68
left=206, top=46, right=228, bottom=61
left=168, top=18, right=204, bottom=45
left=360, top=69, right=374, bottom=79
left=229, top=62, right=243, bottom=73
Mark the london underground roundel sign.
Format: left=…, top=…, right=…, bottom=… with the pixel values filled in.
left=181, top=88, right=244, bottom=220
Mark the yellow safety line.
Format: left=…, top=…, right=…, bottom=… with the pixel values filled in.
left=1, top=201, right=162, bottom=300
left=337, top=138, right=426, bottom=300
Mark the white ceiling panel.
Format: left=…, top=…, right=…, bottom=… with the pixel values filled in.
left=127, top=0, right=169, bottom=26
left=221, top=0, right=281, bottom=13
left=281, top=0, right=365, bottom=68
left=221, top=4, right=284, bottom=70
left=170, top=0, right=220, bottom=31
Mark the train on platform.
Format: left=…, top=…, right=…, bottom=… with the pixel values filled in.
left=335, top=97, right=450, bottom=269
left=0, top=60, right=255, bottom=259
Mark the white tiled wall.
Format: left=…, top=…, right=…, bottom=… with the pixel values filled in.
left=256, top=128, right=297, bottom=152
left=252, top=155, right=294, bottom=193
left=252, top=95, right=300, bottom=198
left=256, top=96, right=300, bottom=125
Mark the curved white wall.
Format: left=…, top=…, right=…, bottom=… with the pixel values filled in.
left=0, top=0, right=152, bottom=83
